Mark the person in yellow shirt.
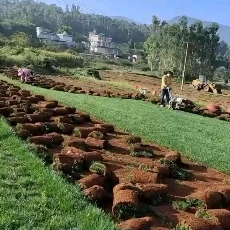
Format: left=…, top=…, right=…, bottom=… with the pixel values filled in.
left=160, top=71, right=173, bottom=105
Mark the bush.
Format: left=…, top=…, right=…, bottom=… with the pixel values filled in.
left=0, top=33, right=7, bottom=47
left=213, top=66, right=229, bottom=83
left=95, top=64, right=111, bottom=70
left=0, top=46, right=83, bottom=69
left=10, top=32, right=32, bottom=48
left=86, top=68, right=101, bottom=80
left=140, top=66, right=151, bottom=71
left=40, top=50, right=83, bottom=68
left=104, top=59, right=118, bottom=65
left=120, top=60, right=133, bottom=67
left=135, top=60, right=150, bottom=71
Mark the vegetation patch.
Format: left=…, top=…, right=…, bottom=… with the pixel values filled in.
left=125, top=135, right=142, bottom=145
left=130, top=150, right=154, bottom=158
left=196, top=209, right=218, bottom=221
left=172, top=198, right=206, bottom=211
left=27, top=143, right=51, bottom=162
left=113, top=203, right=137, bottom=220
left=160, top=159, right=192, bottom=180
left=139, top=163, right=151, bottom=171
left=86, top=68, right=102, bottom=80
left=89, top=161, right=107, bottom=176
left=175, top=224, right=192, bottom=230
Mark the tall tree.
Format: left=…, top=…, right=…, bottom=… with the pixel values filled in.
left=216, top=40, right=228, bottom=60
left=65, top=4, right=69, bottom=13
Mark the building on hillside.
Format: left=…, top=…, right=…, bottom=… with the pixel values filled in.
left=36, top=27, right=76, bottom=47
left=88, top=30, right=120, bottom=55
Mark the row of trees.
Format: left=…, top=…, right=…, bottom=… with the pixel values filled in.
left=144, top=16, right=220, bottom=78
left=144, top=16, right=230, bottom=80
left=0, top=0, right=150, bottom=43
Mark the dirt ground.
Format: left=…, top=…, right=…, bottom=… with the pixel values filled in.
left=47, top=70, right=230, bottom=109
left=1, top=76, right=230, bottom=230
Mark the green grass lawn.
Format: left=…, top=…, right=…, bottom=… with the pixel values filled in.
left=2, top=75, right=230, bottom=175
left=0, top=117, right=117, bottom=229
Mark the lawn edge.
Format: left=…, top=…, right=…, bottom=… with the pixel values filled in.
left=0, top=115, right=117, bottom=229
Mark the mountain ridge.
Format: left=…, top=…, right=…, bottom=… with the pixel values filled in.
left=110, top=16, right=141, bottom=25
left=112, top=15, right=230, bottom=43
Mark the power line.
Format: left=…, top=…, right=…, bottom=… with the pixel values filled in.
left=70, top=0, right=107, bottom=15
left=56, top=0, right=107, bottom=16
left=55, top=0, right=126, bottom=40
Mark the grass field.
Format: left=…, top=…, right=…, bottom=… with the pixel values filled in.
left=1, top=75, right=230, bottom=174
left=0, top=116, right=117, bottom=229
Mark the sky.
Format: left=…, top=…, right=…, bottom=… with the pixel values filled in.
left=46, top=0, right=230, bottom=26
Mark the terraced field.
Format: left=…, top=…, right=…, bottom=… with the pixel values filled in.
left=47, top=69, right=230, bottom=109
left=0, top=76, right=230, bottom=230
left=4, top=69, right=230, bottom=123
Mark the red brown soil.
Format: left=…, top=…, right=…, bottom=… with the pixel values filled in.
left=188, top=189, right=223, bottom=209
left=204, top=209, right=230, bottom=229
left=47, top=70, right=230, bottom=109
left=1, top=77, right=230, bottom=229
left=83, top=185, right=109, bottom=203
left=117, top=216, right=154, bottom=230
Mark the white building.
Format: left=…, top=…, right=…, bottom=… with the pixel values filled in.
left=88, top=30, right=119, bottom=55
left=36, top=27, right=76, bottom=47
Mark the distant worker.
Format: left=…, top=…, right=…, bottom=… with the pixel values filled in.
left=160, top=71, right=173, bottom=106
left=18, top=68, right=34, bottom=83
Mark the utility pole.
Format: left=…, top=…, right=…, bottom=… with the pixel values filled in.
left=181, top=42, right=189, bottom=90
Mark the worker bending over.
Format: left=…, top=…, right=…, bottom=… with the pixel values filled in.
left=18, top=68, right=34, bottom=83
left=160, top=71, right=173, bottom=105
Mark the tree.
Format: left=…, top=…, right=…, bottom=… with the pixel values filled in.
left=71, top=4, right=77, bottom=12
left=144, top=34, right=161, bottom=71
left=217, top=41, right=228, bottom=56
left=224, top=48, right=230, bottom=61
left=65, top=4, right=69, bottom=13
left=10, top=32, right=32, bottom=48
left=58, top=25, right=73, bottom=35
left=144, top=16, right=220, bottom=79
left=0, top=33, right=6, bottom=46
left=128, top=38, right=134, bottom=49
left=151, top=15, right=160, bottom=34
left=214, top=66, right=229, bottom=83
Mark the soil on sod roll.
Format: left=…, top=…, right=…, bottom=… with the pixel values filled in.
left=1, top=79, right=230, bottom=229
